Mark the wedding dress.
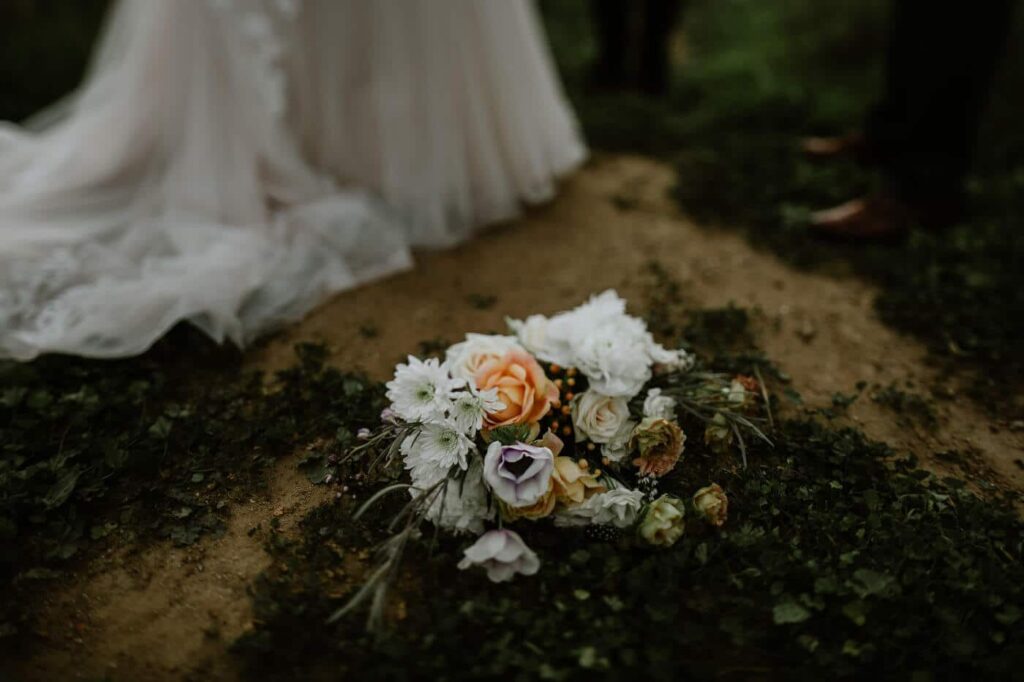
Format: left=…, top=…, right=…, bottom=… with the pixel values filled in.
left=0, top=0, right=585, bottom=360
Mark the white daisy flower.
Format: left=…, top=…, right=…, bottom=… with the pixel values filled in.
left=386, top=356, right=462, bottom=423
left=449, top=386, right=505, bottom=435
left=401, top=420, right=475, bottom=483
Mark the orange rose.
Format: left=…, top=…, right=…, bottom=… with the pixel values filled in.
left=474, top=349, right=559, bottom=428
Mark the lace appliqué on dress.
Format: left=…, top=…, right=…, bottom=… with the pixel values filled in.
left=207, top=0, right=302, bottom=118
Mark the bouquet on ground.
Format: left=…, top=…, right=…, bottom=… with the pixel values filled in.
left=333, top=291, right=769, bottom=624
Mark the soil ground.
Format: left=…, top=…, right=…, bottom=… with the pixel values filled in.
left=10, top=154, right=1023, bottom=681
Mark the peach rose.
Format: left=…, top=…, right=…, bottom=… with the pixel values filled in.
left=538, top=430, right=565, bottom=456
left=551, top=456, right=606, bottom=506
left=474, top=350, right=559, bottom=429
left=503, top=487, right=559, bottom=521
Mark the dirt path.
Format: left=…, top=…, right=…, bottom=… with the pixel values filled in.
left=13, top=154, right=1023, bottom=681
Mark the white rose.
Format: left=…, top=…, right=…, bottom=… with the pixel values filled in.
left=444, top=334, right=523, bottom=382
left=554, top=487, right=645, bottom=528
left=572, top=391, right=631, bottom=444
left=643, top=388, right=677, bottom=420
left=601, top=419, right=637, bottom=463
left=457, top=529, right=540, bottom=582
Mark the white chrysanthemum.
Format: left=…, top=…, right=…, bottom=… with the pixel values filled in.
left=386, top=355, right=462, bottom=422
left=401, top=421, right=474, bottom=487
left=449, top=386, right=505, bottom=435
left=417, top=459, right=495, bottom=535
left=643, top=388, right=677, bottom=420
left=444, top=334, right=523, bottom=382
left=554, top=487, right=645, bottom=528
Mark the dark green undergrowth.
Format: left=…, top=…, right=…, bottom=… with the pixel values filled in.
left=0, top=1, right=109, bottom=122
left=541, top=0, right=1024, bottom=416
left=233, top=306, right=1024, bottom=681
left=234, top=423, right=1024, bottom=680
left=0, top=329, right=385, bottom=641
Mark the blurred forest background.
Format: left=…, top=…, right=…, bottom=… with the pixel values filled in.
left=1, top=0, right=1022, bottom=410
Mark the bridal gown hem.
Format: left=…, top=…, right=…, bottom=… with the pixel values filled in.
left=0, top=0, right=586, bottom=361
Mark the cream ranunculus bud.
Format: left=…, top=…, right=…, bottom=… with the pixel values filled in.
left=457, top=529, right=540, bottom=582
left=642, top=388, right=677, bottom=420
left=703, top=412, right=734, bottom=454
left=571, top=390, right=631, bottom=444
left=639, top=495, right=686, bottom=547
left=692, top=483, right=729, bottom=527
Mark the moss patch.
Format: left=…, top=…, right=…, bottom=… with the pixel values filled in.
left=0, top=329, right=385, bottom=642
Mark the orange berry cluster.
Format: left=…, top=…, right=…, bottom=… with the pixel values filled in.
left=541, top=364, right=600, bottom=464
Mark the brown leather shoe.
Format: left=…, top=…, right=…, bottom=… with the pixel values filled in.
left=809, top=194, right=912, bottom=242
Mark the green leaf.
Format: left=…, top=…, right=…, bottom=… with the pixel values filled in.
left=489, top=424, right=535, bottom=445
left=843, top=600, right=868, bottom=626
left=773, top=601, right=811, bottom=625
left=298, top=453, right=334, bottom=485
left=43, top=467, right=82, bottom=510
left=813, top=576, right=838, bottom=594
left=851, top=569, right=897, bottom=598
left=149, top=416, right=173, bottom=439
left=995, top=604, right=1021, bottom=626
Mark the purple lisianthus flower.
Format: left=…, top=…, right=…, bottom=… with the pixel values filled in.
left=483, top=441, right=554, bottom=508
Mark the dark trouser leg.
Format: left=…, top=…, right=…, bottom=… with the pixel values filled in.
left=590, top=0, right=630, bottom=88
left=868, top=0, right=1014, bottom=207
left=639, top=0, right=684, bottom=95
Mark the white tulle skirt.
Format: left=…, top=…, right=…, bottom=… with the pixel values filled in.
left=0, top=0, right=585, bottom=360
